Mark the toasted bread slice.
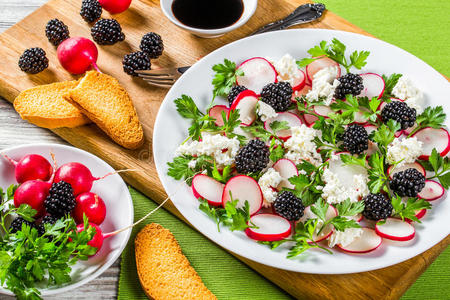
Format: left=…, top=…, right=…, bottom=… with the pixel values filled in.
left=135, top=223, right=217, bottom=300
left=64, top=71, right=144, bottom=149
left=14, top=80, right=90, bottom=129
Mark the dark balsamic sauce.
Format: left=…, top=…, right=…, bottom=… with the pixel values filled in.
left=172, top=0, right=244, bottom=30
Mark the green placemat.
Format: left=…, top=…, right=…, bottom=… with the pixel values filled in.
left=119, top=1, right=450, bottom=299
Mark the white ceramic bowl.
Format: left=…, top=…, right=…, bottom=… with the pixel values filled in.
left=153, top=29, right=450, bottom=274
left=0, top=143, right=133, bottom=296
left=160, top=0, right=258, bottom=38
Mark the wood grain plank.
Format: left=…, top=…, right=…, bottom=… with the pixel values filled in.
left=0, top=0, right=448, bottom=299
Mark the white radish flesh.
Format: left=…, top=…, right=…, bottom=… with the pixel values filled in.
left=412, top=127, right=450, bottom=159
left=306, top=57, right=340, bottom=82
left=387, top=162, right=426, bottom=179
left=229, top=90, right=259, bottom=126
left=209, top=105, right=229, bottom=127
left=279, top=69, right=306, bottom=91
left=236, top=57, right=277, bottom=95
left=222, top=175, right=263, bottom=215
left=273, top=159, right=298, bottom=190
left=418, top=180, right=444, bottom=201
left=245, top=214, right=291, bottom=241
left=192, top=174, right=224, bottom=206
left=264, top=112, right=303, bottom=139
left=328, top=153, right=367, bottom=189
left=375, top=218, right=415, bottom=241
left=358, top=73, right=385, bottom=99
left=338, top=228, right=382, bottom=253
left=313, top=105, right=333, bottom=117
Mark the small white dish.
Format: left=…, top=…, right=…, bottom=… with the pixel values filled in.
left=153, top=28, right=450, bottom=274
left=160, top=0, right=258, bottom=38
left=0, top=143, right=133, bottom=296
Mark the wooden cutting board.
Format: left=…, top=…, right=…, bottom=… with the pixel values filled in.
left=0, top=0, right=448, bottom=298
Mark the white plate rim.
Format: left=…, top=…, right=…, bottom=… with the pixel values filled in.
left=0, top=143, right=133, bottom=296
left=153, top=28, right=450, bottom=274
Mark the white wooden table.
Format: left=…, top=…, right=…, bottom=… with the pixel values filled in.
left=0, top=1, right=119, bottom=299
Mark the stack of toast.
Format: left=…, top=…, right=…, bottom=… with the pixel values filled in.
left=14, top=71, right=144, bottom=149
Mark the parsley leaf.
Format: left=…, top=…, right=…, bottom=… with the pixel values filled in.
left=422, top=149, right=450, bottom=189
left=212, top=59, right=243, bottom=98
left=335, top=199, right=365, bottom=217
left=382, top=73, right=403, bottom=99
left=269, top=120, right=290, bottom=133
left=269, top=138, right=285, bottom=163
left=167, top=155, right=214, bottom=185
left=409, top=106, right=446, bottom=136
left=287, top=219, right=333, bottom=258
left=391, top=195, right=431, bottom=222
left=367, top=152, right=389, bottom=193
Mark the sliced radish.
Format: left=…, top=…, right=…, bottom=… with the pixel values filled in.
left=222, top=175, right=263, bottom=215
left=292, top=85, right=312, bottom=102
left=327, top=152, right=367, bottom=189
left=414, top=209, right=427, bottom=220
left=412, top=127, right=450, bottom=160
left=209, top=105, right=229, bottom=127
left=364, top=124, right=378, bottom=155
left=313, top=105, right=332, bottom=118
left=403, top=123, right=418, bottom=136
left=387, top=162, right=426, bottom=179
left=303, top=113, right=318, bottom=126
left=418, top=180, right=444, bottom=201
left=357, top=73, right=385, bottom=99
left=297, top=205, right=338, bottom=242
left=192, top=174, right=224, bottom=206
left=264, top=112, right=303, bottom=140
left=306, top=57, right=340, bottom=82
left=375, top=218, right=415, bottom=241
left=232, top=125, right=253, bottom=142
left=229, top=90, right=259, bottom=126
left=245, top=214, right=291, bottom=241
left=348, top=213, right=363, bottom=222
left=338, top=228, right=382, bottom=253
left=273, top=158, right=298, bottom=190
left=279, top=69, right=306, bottom=91
left=236, top=57, right=277, bottom=95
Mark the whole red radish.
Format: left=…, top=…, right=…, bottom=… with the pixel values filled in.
left=57, top=37, right=99, bottom=74
left=2, top=154, right=53, bottom=183
left=54, top=162, right=95, bottom=195
left=77, top=222, right=103, bottom=255
left=73, top=192, right=106, bottom=225
left=14, top=180, right=51, bottom=217
left=99, top=0, right=132, bottom=14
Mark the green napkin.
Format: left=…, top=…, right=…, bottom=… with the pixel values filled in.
left=119, top=1, right=450, bottom=299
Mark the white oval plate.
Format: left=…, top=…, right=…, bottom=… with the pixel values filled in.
left=0, top=143, right=133, bottom=295
left=153, top=29, right=450, bottom=274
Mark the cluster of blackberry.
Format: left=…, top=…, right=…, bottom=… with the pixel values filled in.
left=123, top=32, right=164, bottom=76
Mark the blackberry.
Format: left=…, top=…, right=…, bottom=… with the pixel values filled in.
left=45, top=19, right=70, bottom=46
left=91, top=18, right=125, bottom=45
left=260, top=82, right=293, bottom=112
left=343, top=124, right=369, bottom=155
left=362, top=193, right=393, bottom=221
left=9, top=217, right=34, bottom=233
left=227, top=85, right=247, bottom=106
left=140, top=32, right=164, bottom=59
left=36, top=215, right=59, bottom=236
left=381, top=101, right=416, bottom=130
left=235, top=139, right=270, bottom=174
left=18, top=48, right=49, bottom=74
left=44, top=181, right=76, bottom=217
left=390, top=168, right=425, bottom=197
left=80, top=0, right=102, bottom=23
left=333, top=73, right=364, bottom=99
left=273, top=191, right=305, bottom=221
left=123, top=51, right=151, bottom=76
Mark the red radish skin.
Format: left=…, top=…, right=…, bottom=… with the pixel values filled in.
left=292, top=84, right=311, bottom=102
left=375, top=218, right=415, bottom=241
left=208, top=105, right=229, bottom=127
left=229, top=90, right=259, bottom=126
left=357, top=73, right=385, bottom=99
left=306, top=57, right=340, bottom=82
left=245, top=214, right=291, bottom=241
left=418, top=180, right=445, bottom=201
left=73, top=192, right=107, bottom=225
left=236, top=57, right=277, bottom=95
left=222, top=175, right=263, bottom=215
left=57, top=37, right=99, bottom=74
left=76, top=222, right=104, bottom=255
left=415, top=209, right=427, bottom=220
left=2, top=153, right=53, bottom=183
left=337, top=228, right=382, bottom=253
left=412, top=127, right=450, bottom=160
left=14, top=180, right=51, bottom=217
left=99, top=0, right=132, bottom=14
left=191, top=174, right=224, bottom=206
left=279, top=69, right=306, bottom=92
left=387, top=162, right=426, bottom=179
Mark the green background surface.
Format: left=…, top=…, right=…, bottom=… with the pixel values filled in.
left=119, top=1, right=450, bottom=299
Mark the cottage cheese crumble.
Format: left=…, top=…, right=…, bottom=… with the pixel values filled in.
left=321, top=169, right=369, bottom=204
left=267, top=54, right=302, bottom=87
left=306, top=66, right=340, bottom=106
left=175, top=133, right=240, bottom=166
left=328, top=227, right=363, bottom=247
left=386, top=137, right=423, bottom=167
left=392, top=76, right=424, bottom=114
left=258, top=168, right=283, bottom=207
left=284, top=125, right=322, bottom=166
left=257, top=101, right=278, bottom=122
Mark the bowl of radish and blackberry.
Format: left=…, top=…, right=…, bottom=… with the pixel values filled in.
left=154, top=29, right=450, bottom=273
left=0, top=144, right=133, bottom=297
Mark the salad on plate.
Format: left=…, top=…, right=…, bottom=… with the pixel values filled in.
left=167, top=38, right=449, bottom=258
